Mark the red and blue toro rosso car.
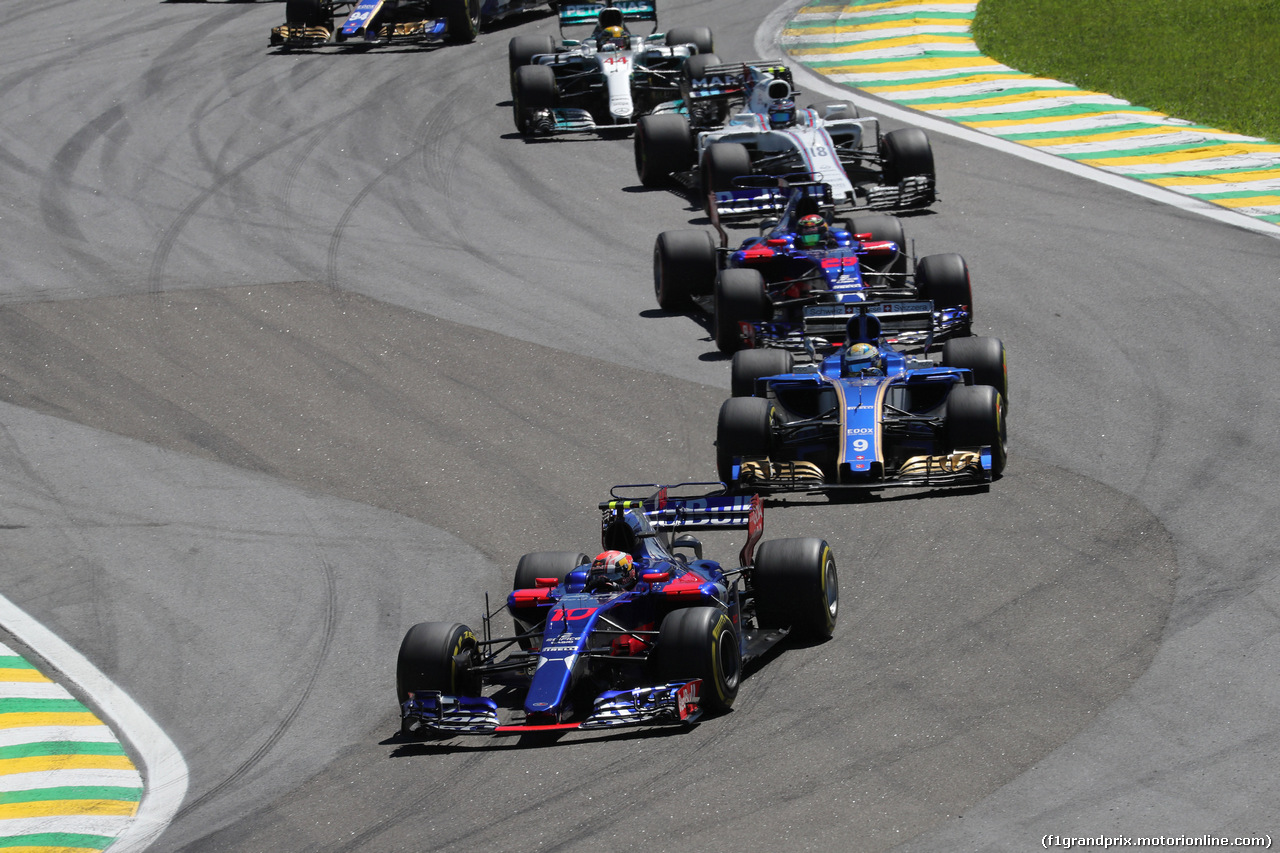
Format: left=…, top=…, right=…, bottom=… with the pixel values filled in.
left=718, top=309, right=1008, bottom=492
left=397, top=483, right=837, bottom=737
left=653, top=184, right=972, bottom=354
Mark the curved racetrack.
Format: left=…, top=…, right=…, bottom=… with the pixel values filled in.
left=0, top=1, right=1274, bottom=850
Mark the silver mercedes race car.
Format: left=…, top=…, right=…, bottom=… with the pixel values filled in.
left=634, top=60, right=937, bottom=213
left=508, top=0, right=715, bottom=135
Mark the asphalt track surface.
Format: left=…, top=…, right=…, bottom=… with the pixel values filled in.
left=0, top=0, right=1273, bottom=851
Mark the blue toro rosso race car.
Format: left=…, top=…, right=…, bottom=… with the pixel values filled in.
left=397, top=483, right=838, bottom=737
left=653, top=183, right=972, bottom=355
left=718, top=309, right=1008, bottom=493
left=271, top=0, right=546, bottom=48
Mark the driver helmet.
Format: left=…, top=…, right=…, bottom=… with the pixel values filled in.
left=767, top=98, right=796, bottom=129
left=842, top=341, right=879, bottom=375
left=796, top=213, right=828, bottom=248
left=588, top=550, right=635, bottom=590
left=598, top=25, right=626, bottom=50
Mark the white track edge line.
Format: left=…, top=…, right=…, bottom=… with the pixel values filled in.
left=0, top=593, right=187, bottom=852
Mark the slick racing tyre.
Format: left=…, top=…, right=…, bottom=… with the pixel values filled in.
left=730, top=349, right=793, bottom=398
left=681, top=52, right=721, bottom=82
left=664, top=25, right=714, bottom=55
left=513, top=551, right=590, bottom=591
left=846, top=213, right=907, bottom=289
left=285, top=0, right=334, bottom=27
left=716, top=396, right=774, bottom=487
left=508, top=34, right=555, bottom=75
left=942, top=335, right=1009, bottom=411
left=444, top=0, right=481, bottom=43
left=635, top=114, right=694, bottom=187
left=653, top=229, right=716, bottom=310
left=714, top=268, right=770, bottom=354
left=945, top=383, right=1007, bottom=476
left=915, top=252, right=973, bottom=336
left=880, top=127, right=935, bottom=184
left=512, top=551, right=588, bottom=650
left=700, top=142, right=752, bottom=213
left=513, top=64, right=557, bottom=135
left=752, top=537, right=839, bottom=641
left=652, top=606, right=741, bottom=713
left=395, top=621, right=480, bottom=704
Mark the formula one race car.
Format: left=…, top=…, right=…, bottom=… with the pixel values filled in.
left=508, top=0, right=715, bottom=134
left=271, top=0, right=545, bottom=48
left=397, top=483, right=838, bottom=737
left=634, top=60, right=935, bottom=212
left=653, top=183, right=971, bottom=354
left=717, top=309, right=1007, bottom=493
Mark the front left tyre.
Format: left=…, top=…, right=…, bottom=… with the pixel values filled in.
left=396, top=621, right=480, bottom=704
left=512, top=64, right=557, bottom=134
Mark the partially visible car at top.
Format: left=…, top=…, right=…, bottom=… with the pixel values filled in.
left=397, top=482, right=838, bottom=738
left=634, top=60, right=936, bottom=213
left=508, top=0, right=715, bottom=135
left=271, top=0, right=546, bottom=49
left=718, top=308, right=1008, bottom=494
left=653, top=182, right=971, bottom=354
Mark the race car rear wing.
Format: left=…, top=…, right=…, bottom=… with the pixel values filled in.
left=601, top=483, right=764, bottom=566
left=802, top=300, right=936, bottom=344
left=681, top=60, right=793, bottom=104
left=559, top=0, right=657, bottom=28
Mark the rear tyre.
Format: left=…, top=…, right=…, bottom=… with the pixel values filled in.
left=881, top=127, right=935, bottom=184
left=652, top=606, right=740, bottom=713
left=512, top=551, right=588, bottom=650
left=444, top=0, right=481, bottom=43
left=513, top=551, right=589, bottom=590
left=716, top=396, right=774, bottom=486
left=664, top=26, right=714, bottom=55
left=681, top=52, right=721, bottom=82
left=653, top=230, right=716, bottom=310
left=731, top=349, right=793, bottom=398
left=701, top=142, right=753, bottom=212
left=635, top=114, right=694, bottom=186
left=752, top=537, right=838, bottom=641
left=508, top=34, right=555, bottom=75
left=847, top=213, right=907, bottom=288
left=396, top=622, right=480, bottom=704
left=916, top=253, right=973, bottom=335
left=714, top=268, right=769, bottom=354
left=285, top=0, right=333, bottom=26
left=512, top=64, right=557, bottom=134
left=942, top=336, right=1008, bottom=409
left=946, top=384, right=1007, bottom=476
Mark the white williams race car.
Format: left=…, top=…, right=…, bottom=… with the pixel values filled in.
left=508, top=0, right=714, bottom=135
left=634, top=60, right=937, bottom=213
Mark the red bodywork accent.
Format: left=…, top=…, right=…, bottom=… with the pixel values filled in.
left=657, top=486, right=668, bottom=510
left=740, top=245, right=775, bottom=261
left=535, top=577, right=559, bottom=588
left=495, top=722, right=582, bottom=733
left=739, top=494, right=764, bottom=567
left=641, top=571, right=670, bottom=583
left=511, top=588, right=553, bottom=605
left=859, top=240, right=895, bottom=253
left=663, top=574, right=707, bottom=599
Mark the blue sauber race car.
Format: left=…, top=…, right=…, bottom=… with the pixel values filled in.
left=717, top=309, right=1008, bottom=493
left=397, top=483, right=838, bottom=737
left=653, top=183, right=972, bottom=354
left=271, top=0, right=546, bottom=49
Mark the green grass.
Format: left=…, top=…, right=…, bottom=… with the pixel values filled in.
left=971, top=0, right=1280, bottom=142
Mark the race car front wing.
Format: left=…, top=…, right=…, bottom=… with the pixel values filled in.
left=400, top=680, right=702, bottom=736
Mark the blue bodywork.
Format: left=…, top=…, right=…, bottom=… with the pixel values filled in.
left=400, top=486, right=767, bottom=735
